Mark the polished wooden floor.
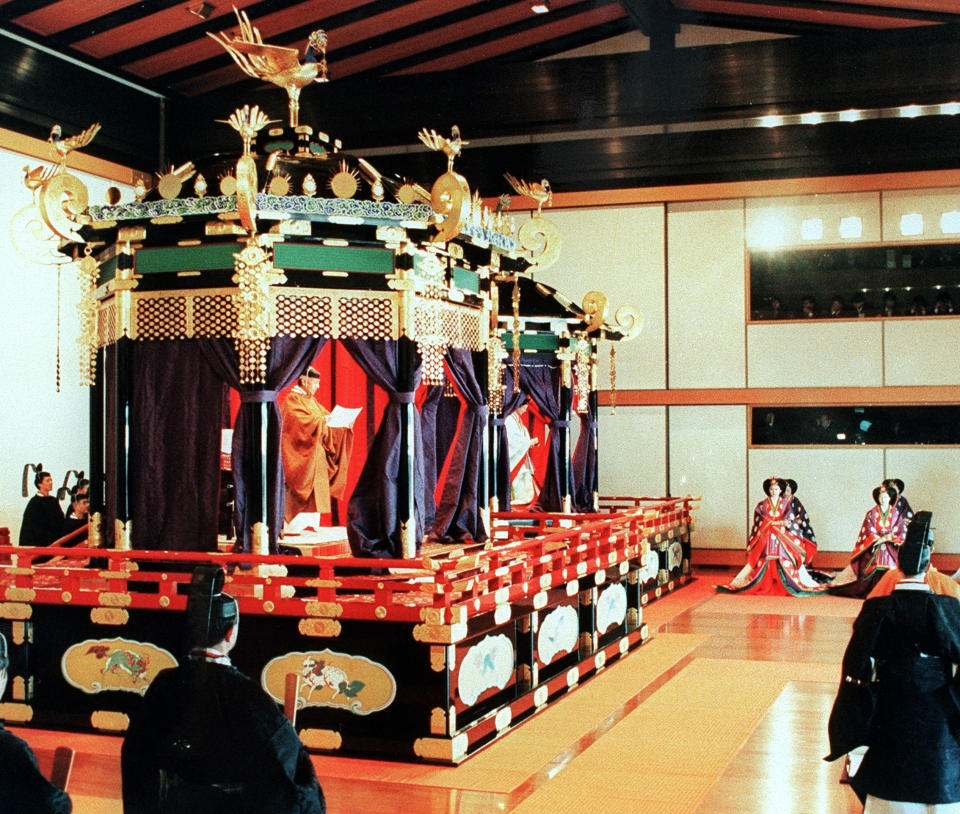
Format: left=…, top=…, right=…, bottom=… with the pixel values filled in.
left=17, top=565, right=865, bottom=813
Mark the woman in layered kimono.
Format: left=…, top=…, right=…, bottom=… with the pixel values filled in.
left=718, top=477, right=824, bottom=595
left=830, top=482, right=906, bottom=598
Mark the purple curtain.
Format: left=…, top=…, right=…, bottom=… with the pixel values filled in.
left=341, top=338, right=424, bottom=559
left=492, top=365, right=529, bottom=511
left=572, top=410, right=598, bottom=511
left=520, top=361, right=565, bottom=512
left=429, top=349, right=488, bottom=543
left=419, top=385, right=443, bottom=531
left=128, top=341, right=222, bottom=551
left=199, top=336, right=325, bottom=554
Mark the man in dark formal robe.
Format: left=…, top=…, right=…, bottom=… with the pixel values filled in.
left=0, top=632, right=72, bottom=812
left=121, top=565, right=325, bottom=814
left=19, top=471, right=64, bottom=546
left=826, top=511, right=960, bottom=810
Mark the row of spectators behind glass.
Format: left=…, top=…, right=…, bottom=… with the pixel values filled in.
left=752, top=406, right=960, bottom=446
left=752, top=289, right=956, bottom=320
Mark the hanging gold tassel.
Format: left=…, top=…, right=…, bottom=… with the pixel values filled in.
left=609, top=343, right=617, bottom=415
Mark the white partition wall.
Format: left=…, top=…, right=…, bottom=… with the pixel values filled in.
left=598, top=406, right=667, bottom=497
left=747, top=321, right=884, bottom=387
left=541, top=204, right=667, bottom=390
left=885, top=449, right=960, bottom=555
left=666, top=201, right=747, bottom=389
left=668, top=405, right=747, bottom=550
left=884, top=318, right=960, bottom=386
left=0, top=147, right=129, bottom=541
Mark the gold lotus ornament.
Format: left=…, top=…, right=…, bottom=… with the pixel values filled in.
left=218, top=105, right=278, bottom=233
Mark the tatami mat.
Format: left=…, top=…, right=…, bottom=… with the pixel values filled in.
left=701, top=592, right=861, bottom=617
left=510, top=658, right=840, bottom=814
left=311, top=632, right=708, bottom=793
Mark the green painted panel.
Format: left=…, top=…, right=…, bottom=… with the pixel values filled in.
left=98, top=255, right=118, bottom=285
left=134, top=244, right=240, bottom=274
left=500, top=332, right=561, bottom=350
left=274, top=243, right=394, bottom=273
left=452, top=266, right=480, bottom=294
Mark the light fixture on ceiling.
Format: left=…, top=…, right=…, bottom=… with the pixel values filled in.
left=531, top=0, right=551, bottom=13
left=188, top=2, right=215, bottom=20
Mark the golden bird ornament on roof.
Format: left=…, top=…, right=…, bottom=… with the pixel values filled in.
left=208, top=8, right=328, bottom=128
left=503, top=173, right=552, bottom=215
left=418, top=125, right=469, bottom=172
left=48, top=123, right=101, bottom=166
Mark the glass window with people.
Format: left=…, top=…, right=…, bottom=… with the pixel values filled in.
left=749, top=242, right=960, bottom=321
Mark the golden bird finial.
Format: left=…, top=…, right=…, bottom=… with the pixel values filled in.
left=418, top=125, right=469, bottom=172
left=48, top=123, right=101, bottom=166
left=23, top=164, right=57, bottom=193
left=208, top=7, right=328, bottom=128
left=503, top=173, right=552, bottom=215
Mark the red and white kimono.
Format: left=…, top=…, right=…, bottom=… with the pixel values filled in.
left=718, top=495, right=824, bottom=595
left=829, top=505, right=907, bottom=598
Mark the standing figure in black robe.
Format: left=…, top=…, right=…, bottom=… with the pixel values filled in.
left=19, top=470, right=64, bottom=547
left=0, top=632, right=72, bottom=813
left=121, top=566, right=325, bottom=814
left=826, top=511, right=960, bottom=810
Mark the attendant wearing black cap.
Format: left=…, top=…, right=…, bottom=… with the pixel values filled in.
left=826, top=511, right=960, bottom=811
left=0, top=632, right=72, bottom=812
left=121, top=565, right=325, bottom=814
left=19, top=470, right=64, bottom=547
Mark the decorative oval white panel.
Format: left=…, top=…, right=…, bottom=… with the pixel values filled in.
left=457, top=634, right=515, bottom=706
left=596, top=583, right=627, bottom=634
left=537, top=604, right=579, bottom=665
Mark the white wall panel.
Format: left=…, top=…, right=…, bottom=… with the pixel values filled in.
left=598, top=406, right=666, bottom=497
left=748, top=447, right=884, bottom=555
left=747, top=321, right=884, bottom=387
left=745, top=191, right=881, bottom=247
left=881, top=187, right=960, bottom=242
left=542, top=205, right=666, bottom=389
left=885, top=449, right=960, bottom=556
left=667, top=201, right=746, bottom=389
left=0, top=147, right=129, bottom=541
left=884, top=318, right=960, bottom=385
left=668, top=405, right=746, bottom=550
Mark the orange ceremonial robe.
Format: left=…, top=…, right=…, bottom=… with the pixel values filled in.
left=867, top=566, right=960, bottom=599
left=280, top=387, right=353, bottom=520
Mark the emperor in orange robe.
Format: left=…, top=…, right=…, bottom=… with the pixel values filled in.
left=280, top=370, right=353, bottom=521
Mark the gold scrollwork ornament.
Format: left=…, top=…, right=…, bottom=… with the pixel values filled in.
left=39, top=171, right=91, bottom=242
left=517, top=215, right=562, bottom=270
left=430, top=171, right=471, bottom=243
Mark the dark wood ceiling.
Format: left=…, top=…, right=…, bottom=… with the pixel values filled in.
left=2, top=0, right=957, bottom=99
left=4, top=1, right=960, bottom=193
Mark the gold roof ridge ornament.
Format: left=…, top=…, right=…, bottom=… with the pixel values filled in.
left=208, top=7, right=328, bottom=129
left=418, top=125, right=471, bottom=243
left=503, top=173, right=560, bottom=270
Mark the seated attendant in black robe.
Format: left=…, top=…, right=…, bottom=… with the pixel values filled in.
left=0, top=632, right=72, bottom=813
left=121, top=565, right=325, bottom=814
left=826, top=511, right=960, bottom=811
left=19, top=470, right=64, bottom=547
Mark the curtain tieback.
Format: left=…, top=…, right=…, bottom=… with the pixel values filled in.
left=393, top=391, right=416, bottom=404
left=239, top=390, right=278, bottom=403
left=551, top=420, right=571, bottom=429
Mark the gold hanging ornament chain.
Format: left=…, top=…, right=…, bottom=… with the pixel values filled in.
left=511, top=276, right=520, bottom=391
left=609, top=344, right=617, bottom=415
left=56, top=263, right=62, bottom=393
